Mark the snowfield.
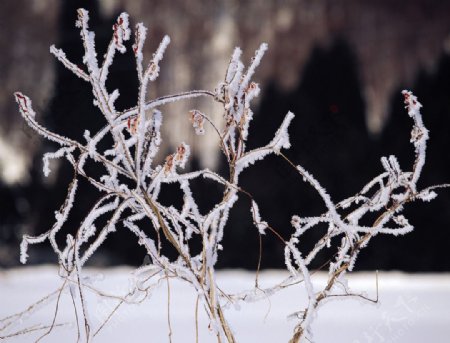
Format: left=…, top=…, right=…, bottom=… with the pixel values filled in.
left=0, top=266, right=449, bottom=342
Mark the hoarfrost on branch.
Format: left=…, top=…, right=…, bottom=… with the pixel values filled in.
left=6, top=8, right=449, bottom=343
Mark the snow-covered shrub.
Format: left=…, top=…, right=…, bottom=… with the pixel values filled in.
left=4, top=8, right=448, bottom=343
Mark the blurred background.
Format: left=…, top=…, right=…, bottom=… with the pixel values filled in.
left=1, top=0, right=450, bottom=271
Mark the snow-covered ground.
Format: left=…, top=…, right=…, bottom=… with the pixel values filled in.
left=1, top=266, right=449, bottom=342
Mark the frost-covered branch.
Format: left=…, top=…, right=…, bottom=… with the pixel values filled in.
left=284, top=90, right=445, bottom=343
left=8, top=8, right=449, bottom=343
left=11, top=10, right=292, bottom=342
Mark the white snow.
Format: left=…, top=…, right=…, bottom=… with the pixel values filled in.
left=0, top=267, right=449, bottom=342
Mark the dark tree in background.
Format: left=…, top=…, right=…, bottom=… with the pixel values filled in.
left=1, top=2, right=449, bottom=271
left=219, top=39, right=379, bottom=270
left=366, top=53, right=450, bottom=271
left=220, top=41, right=450, bottom=271
left=24, top=0, right=142, bottom=266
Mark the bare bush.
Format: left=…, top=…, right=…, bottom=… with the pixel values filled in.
left=2, top=8, right=448, bottom=343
